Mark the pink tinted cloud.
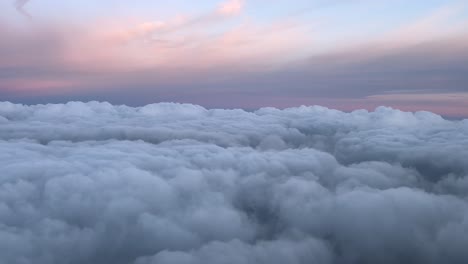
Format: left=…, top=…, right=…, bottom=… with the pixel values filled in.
left=1, top=79, right=76, bottom=94
left=217, top=0, right=244, bottom=16
left=46, top=11, right=312, bottom=72
left=0, top=0, right=313, bottom=101
left=5, top=1, right=465, bottom=75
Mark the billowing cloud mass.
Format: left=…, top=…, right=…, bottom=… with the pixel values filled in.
left=1, top=101, right=468, bottom=264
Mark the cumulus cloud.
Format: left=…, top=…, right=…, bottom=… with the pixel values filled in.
left=0, top=101, right=468, bottom=264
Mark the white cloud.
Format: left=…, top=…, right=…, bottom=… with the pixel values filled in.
left=0, top=101, right=468, bottom=264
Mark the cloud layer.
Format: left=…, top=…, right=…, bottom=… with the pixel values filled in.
left=1, top=101, right=468, bottom=264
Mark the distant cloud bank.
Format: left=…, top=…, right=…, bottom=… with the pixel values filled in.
left=1, top=101, right=468, bottom=264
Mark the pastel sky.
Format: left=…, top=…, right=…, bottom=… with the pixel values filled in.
left=1, top=0, right=468, bottom=117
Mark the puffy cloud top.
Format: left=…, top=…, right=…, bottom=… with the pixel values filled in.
left=1, top=101, right=468, bottom=264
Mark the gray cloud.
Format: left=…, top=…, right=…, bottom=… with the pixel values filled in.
left=0, top=101, right=468, bottom=264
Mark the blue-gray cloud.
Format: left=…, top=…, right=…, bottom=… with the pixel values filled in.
left=1, top=101, right=468, bottom=264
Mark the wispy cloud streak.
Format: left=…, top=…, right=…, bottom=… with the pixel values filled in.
left=14, top=0, right=32, bottom=19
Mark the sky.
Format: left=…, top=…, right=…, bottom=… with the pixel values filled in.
left=1, top=0, right=468, bottom=117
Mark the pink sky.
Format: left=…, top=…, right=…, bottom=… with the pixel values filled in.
left=1, top=0, right=468, bottom=117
